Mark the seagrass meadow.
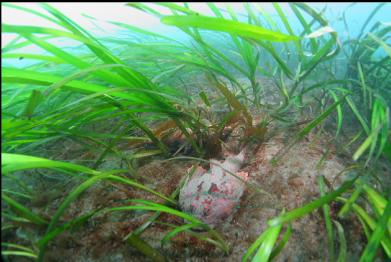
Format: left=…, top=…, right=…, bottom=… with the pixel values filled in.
left=1, top=2, right=391, bottom=262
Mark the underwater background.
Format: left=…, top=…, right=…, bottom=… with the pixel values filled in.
left=2, top=2, right=391, bottom=262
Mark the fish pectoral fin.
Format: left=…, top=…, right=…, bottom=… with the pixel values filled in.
left=235, top=171, right=249, bottom=181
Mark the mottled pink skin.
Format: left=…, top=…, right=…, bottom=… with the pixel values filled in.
left=179, top=150, right=248, bottom=225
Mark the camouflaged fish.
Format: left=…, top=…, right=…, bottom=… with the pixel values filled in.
left=179, top=149, right=248, bottom=226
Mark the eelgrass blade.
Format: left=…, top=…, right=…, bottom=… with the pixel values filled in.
left=2, top=5, right=162, bottom=90
left=288, top=3, right=312, bottom=54
left=127, top=165, right=198, bottom=239
left=108, top=175, right=176, bottom=204
left=2, top=2, right=60, bottom=26
left=273, top=3, right=301, bottom=59
left=2, top=212, right=31, bottom=224
left=357, top=62, right=369, bottom=111
left=273, top=94, right=347, bottom=162
left=161, top=15, right=299, bottom=42
left=1, top=189, right=31, bottom=200
left=2, top=35, right=59, bottom=53
left=297, top=94, right=347, bottom=141
left=104, top=199, right=229, bottom=253
left=359, top=199, right=391, bottom=262
left=109, top=199, right=204, bottom=225
left=356, top=3, right=386, bottom=42
left=126, top=234, right=167, bottom=262
left=362, top=183, right=387, bottom=218
left=127, top=3, right=164, bottom=18
left=37, top=210, right=100, bottom=249
left=338, top=182, right=363, bottom=218
left=161, top=222, right=202, bottom=247
left=269, top=224, right=292, bottom=261
left=155, top=2, right=199, bottom=16
left=105, top=19, right=177, bottom=43
left=345, top=96, right=370, bottom=135
left=1, top=243, right=35, bottom=253
left=1, top=24, right=99, bottom=47
left=43, top=173, right=109, bottom=233
left=40, top=3, right=159, bottom=90
left=2, top=53, right=64, bottom=63
left=337, top=197, right=391, bottom=257
left=352, top=124, right=382, bottom=163
left=251, top=223, right=283, bottom=262
left=272, top=3, right=295, bottom=37
left=1, top=193, right=47, bottom=226
left=368, top=33, right=391, bottom=57
left=2, top=153, right=97, bottom=174
left=38, top=172, right=113, bottom=261
left=382, top=141, right=391, bottom=163
left=318, top=175, right=335, bottom=261
left=1, top=250, right=38, bottom=259
left=361, top=183, right=390, bottom=235
left=1, top=34, right=23, bottom=52
left=268, top=176, right=357, bottom=227
left=252, top=38, right=294, bottom=78
left=22, top=89, right=42, bottom=119
left=44, top=64, right=131, bottom=95
left=293, top=3, right=340, bottom=82
left=2, top=153, right=174, bottom=204
left=242, top=226, right=273, bottom=262
left=2, top=68, right=174, bottom=109
left=328, top=90, right=343, bottom=138
left=333, top=220, right=347, bottom=262
left=370, top=98, right=389, bottom=162
left=199, top=91, right=211, bottom=107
